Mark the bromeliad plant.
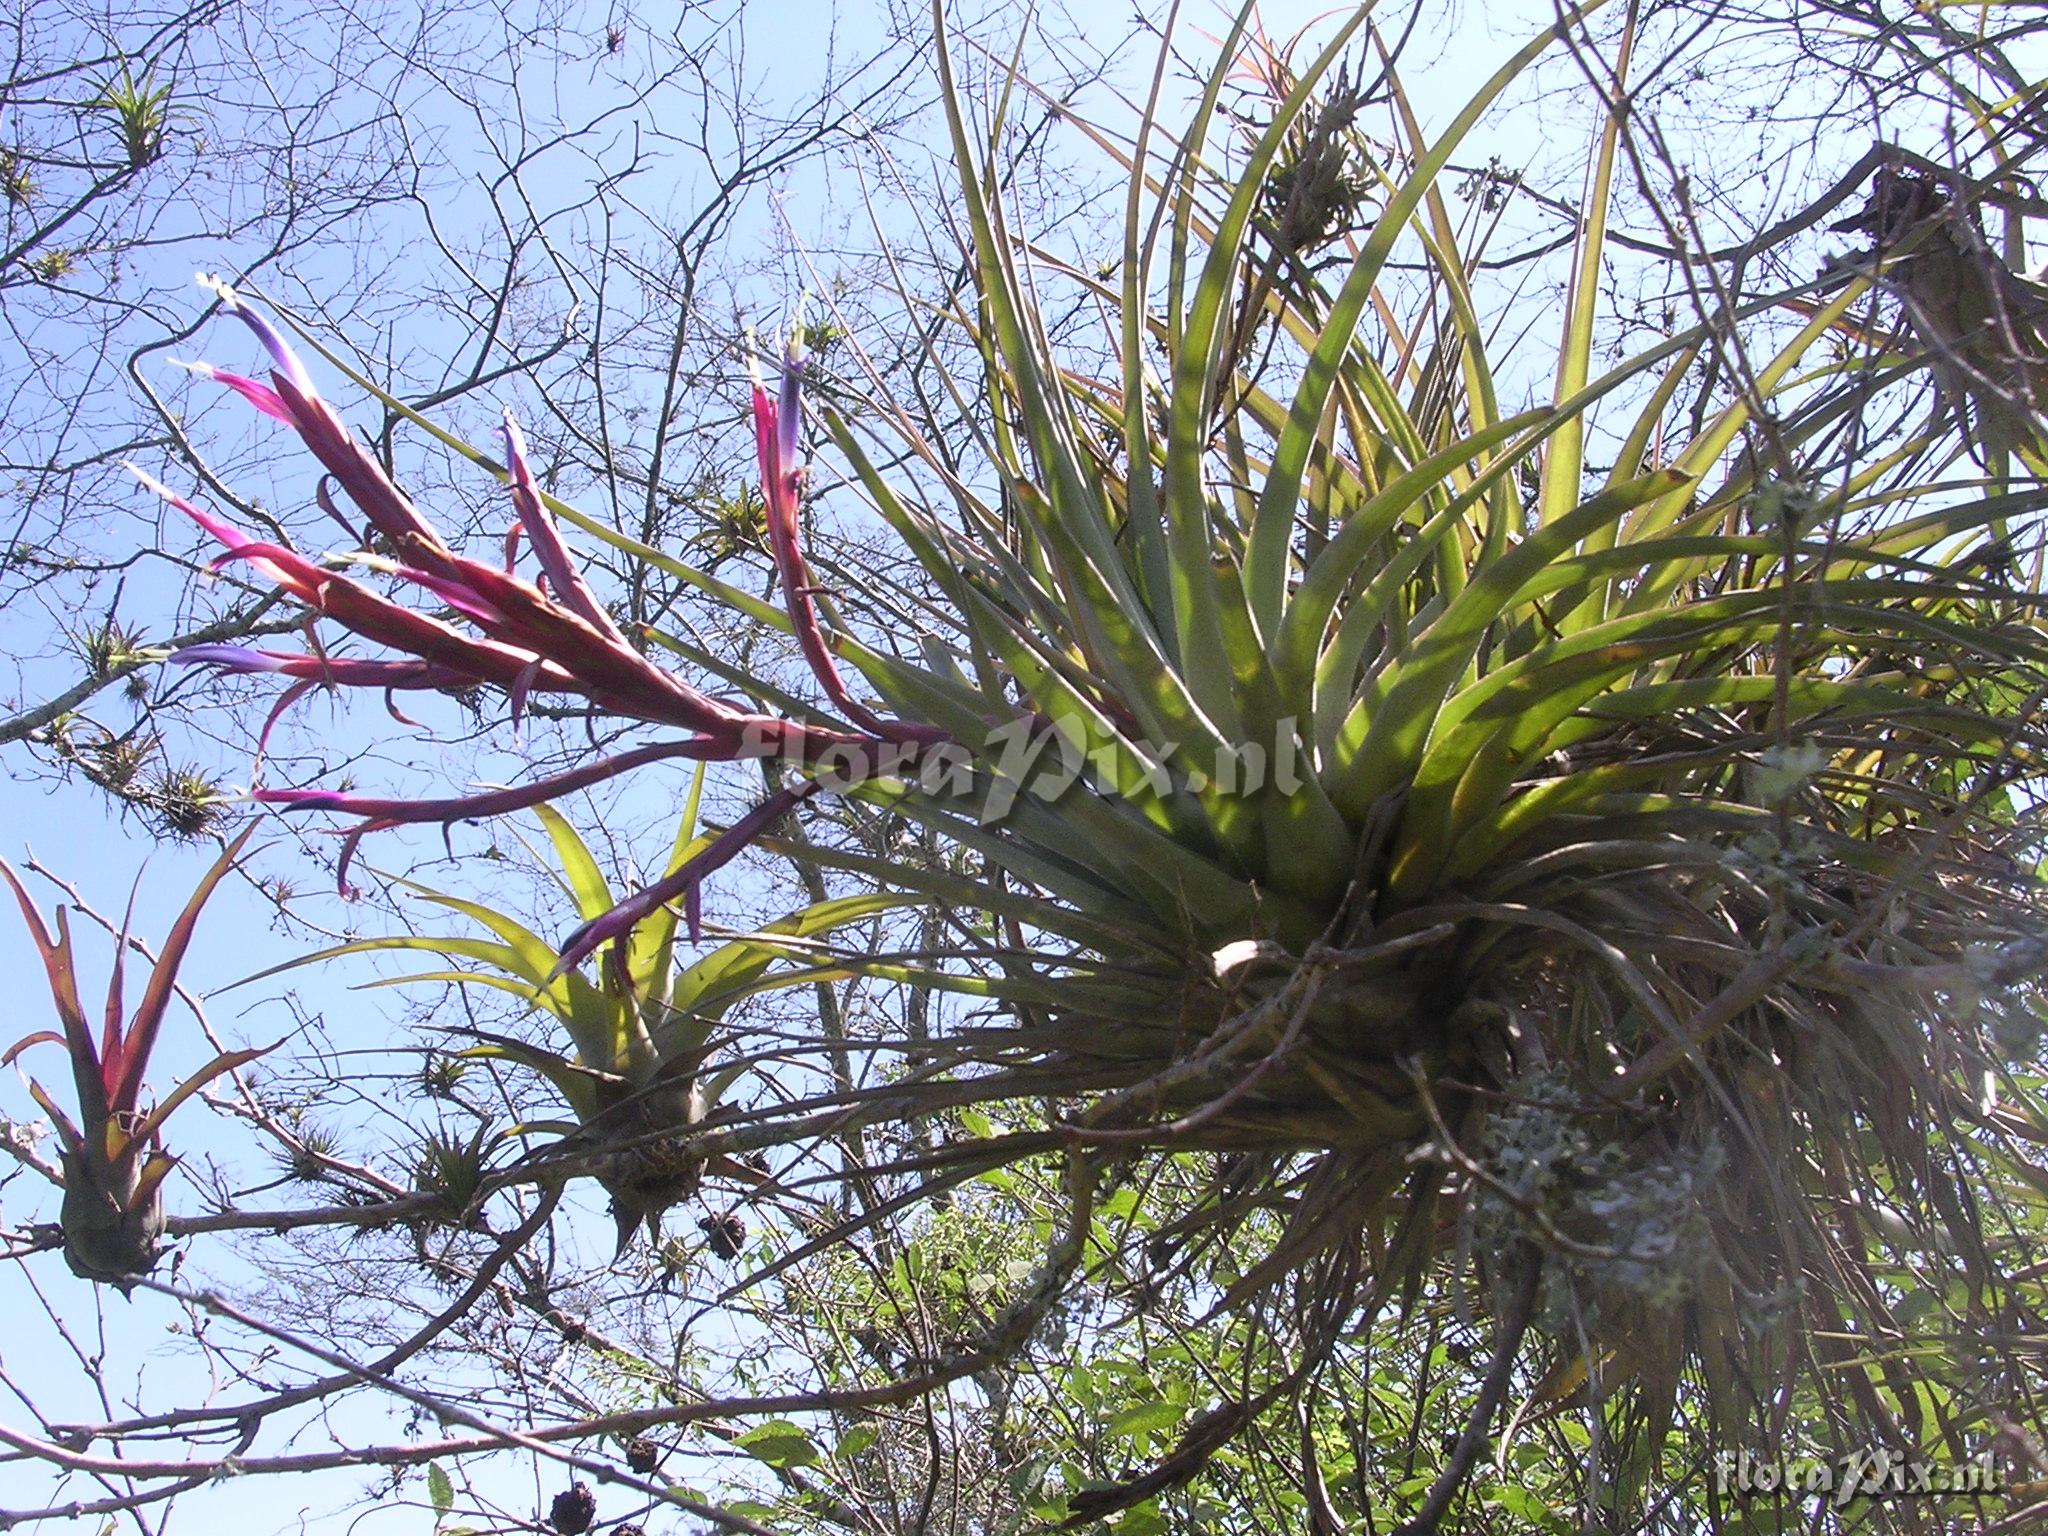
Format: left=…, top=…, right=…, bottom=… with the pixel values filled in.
left=150, top=0, right=2048, bottom=1519
left=3, top=829, right=270, bottom=1288
left=279, top=793, right=902, bottom=1250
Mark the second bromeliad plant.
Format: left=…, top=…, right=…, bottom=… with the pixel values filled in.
left=273, top=792, right=902, bottom=1251
left=4, top=831, right=270, bottom=1288
left=149, top=0, right=2048, bottom=1519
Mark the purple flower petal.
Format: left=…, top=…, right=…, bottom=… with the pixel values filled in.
left=198, top=275, right=319, bottom=398
left=777, top=324, right=806, bottom=470
left=172, top=643, right=290, bottom=674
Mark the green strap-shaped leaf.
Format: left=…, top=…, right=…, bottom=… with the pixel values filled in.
left=1159, top=6, right=1368, bottom=724
left=930, top=8, right=1252, bottom=781
left=1244, top=4, right=1601, bottom=632
left=1277, top=410, right=1553, bottom=714
left=1115, top=6, right=1181, bottom=658
left=403, top=887, right=613, bottom=1042
left=1413, top=589, right=2048, bottom=885
left=745, top=831, right=1140, bottom=951
left=1334, top=469, right=1689, bottom=821
left=632, top=764, right=708, bottom=1002
left=1308, top=453, right=1536, bottom=759
left=531, top=805, right=615, bottom=926
left=458, top=1035, right=608, bottom=1125
left=130, top=1043, right=276, bottom=1151
left=1539, top=9, right=1634, bottom=548
left=671, top=891, right=909, bottom=1020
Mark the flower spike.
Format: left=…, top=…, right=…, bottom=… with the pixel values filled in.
left=501, top=412, right=627, bottom=643
left=167, top=358, right=293, bottom=424
left=747, top=323, right=945, bottom=747
left=152, top=296, right=953, bottom=956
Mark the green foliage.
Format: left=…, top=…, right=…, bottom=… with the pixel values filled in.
left=84, top=64, right=181, bottom=169
left=412, top=1120, right=500, bottom=1224
left=426, top=1460, right=453, bottom=1517
left=737, top=1419, right=822, bottom=1470
left=0, top=146, right=36, bottom=205
left=145, top=765, right=228, bottom=842
left=704, top=2, right=2048, bottom=1522
left=113, top=2, right=2048, bottom=1528
left=262, top=785, right=903, bottom=1245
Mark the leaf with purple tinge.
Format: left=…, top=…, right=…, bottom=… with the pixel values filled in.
left=3, top=826, right=276, bottom=1289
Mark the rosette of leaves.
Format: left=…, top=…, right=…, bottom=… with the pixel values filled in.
left=763, top=8, right=2048, bottom=1512
left=143, top=0, right=2048, bottom=1519
left=3, top=828, right=271, bottom=1288
left=284, top=787, right=900, bottom=1250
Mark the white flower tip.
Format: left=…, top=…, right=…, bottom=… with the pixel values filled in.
left=165, top=357, right=215, bottom=378
left=123, top=460, right=170, bottom=497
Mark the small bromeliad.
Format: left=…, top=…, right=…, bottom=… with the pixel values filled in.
left=3, top=828, right=272, bottom=1289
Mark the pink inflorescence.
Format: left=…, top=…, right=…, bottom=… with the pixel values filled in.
left=150, top=282, right=948, bottom=968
